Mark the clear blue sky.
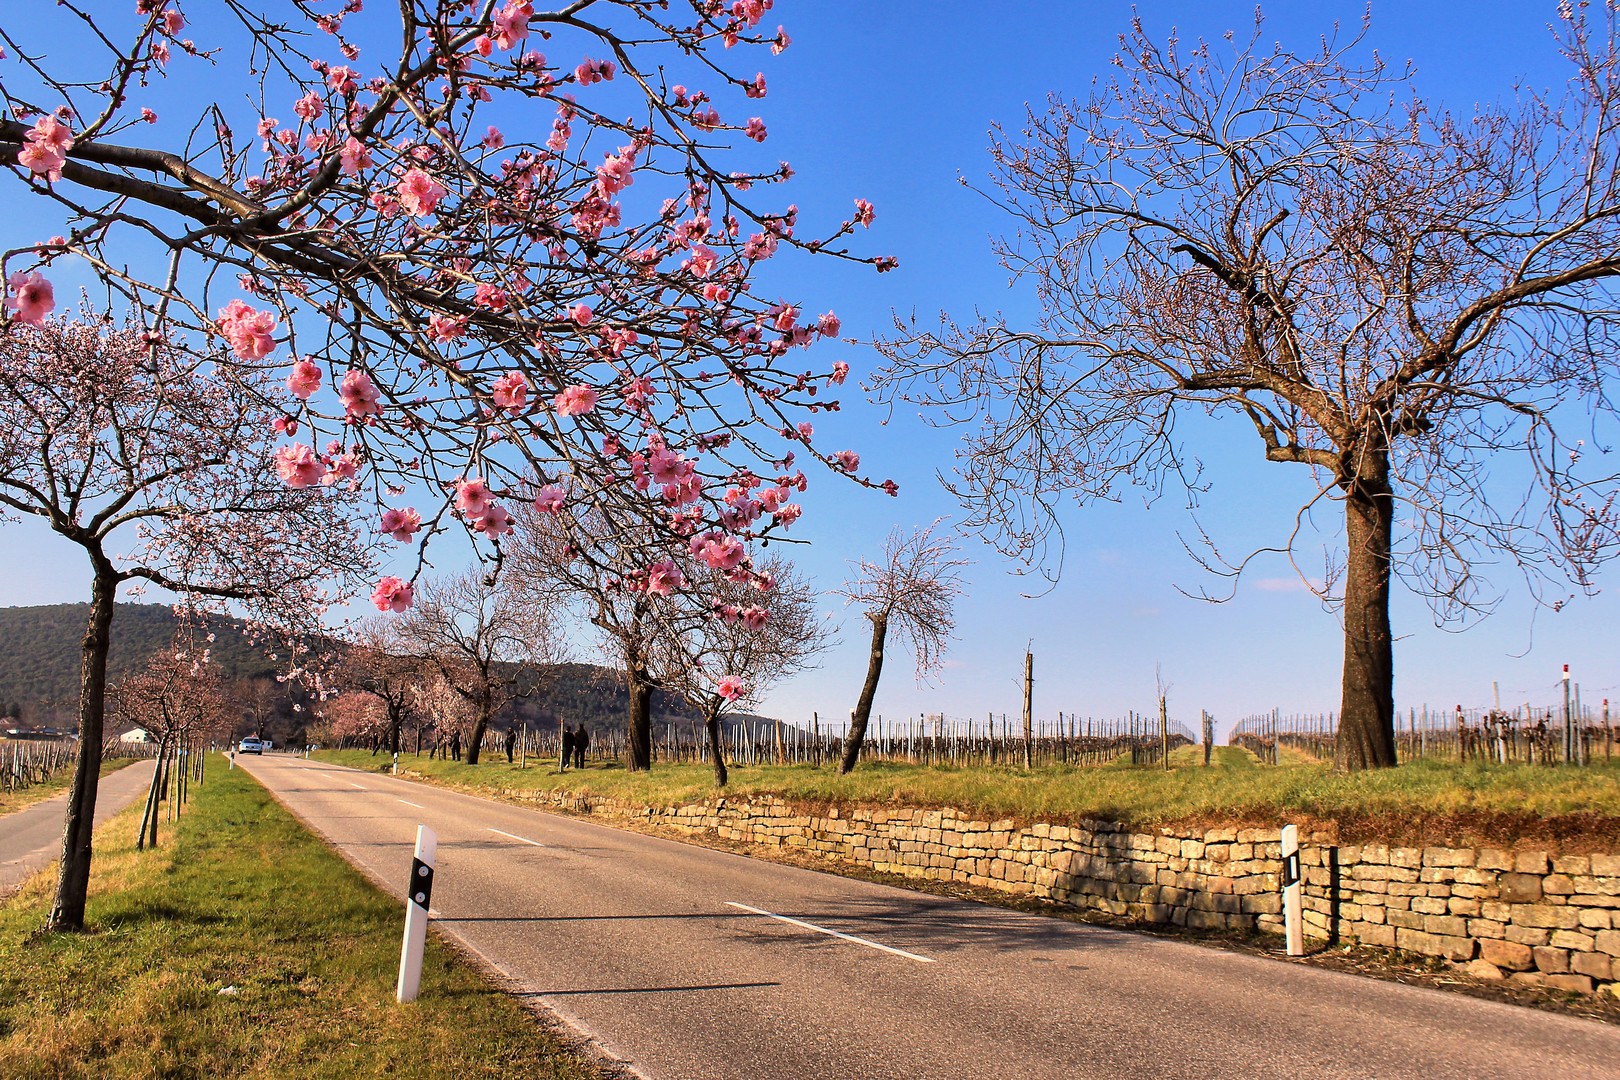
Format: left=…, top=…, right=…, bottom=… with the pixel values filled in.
left=1, top=2, right=1614, bottom=736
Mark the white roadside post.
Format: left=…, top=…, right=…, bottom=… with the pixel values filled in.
left=1281, top=823, right=1303, bottom=956
left=396, top=824, right=438, bottom=1003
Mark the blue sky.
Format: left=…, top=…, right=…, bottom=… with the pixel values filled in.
left=1, top=2, right=1615, bottom=736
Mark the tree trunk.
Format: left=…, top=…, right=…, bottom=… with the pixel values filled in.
left=47, top=566, right=117, bottom=932
left=705, top=709, right=729, bottom=787
left=389, top=705, right=402, bottom=755
left=839, top=612, right=888, bottom=775
left=136, top=732, right=165, bottom=851
left=1335, top=460, right=1398, bottom=770
left=465, top=687, right=492, bottom=765
left=625, top=668, right=653, bottom=771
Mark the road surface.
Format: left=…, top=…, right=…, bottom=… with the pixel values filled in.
left=0, top=759, right=156, bottom=896
left=241, top=753, right=1620, bottom=1080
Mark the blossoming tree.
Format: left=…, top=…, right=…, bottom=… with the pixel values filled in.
left=0, top=2, right=892, bottom=676
left=0, top=316, right=372, bottom=932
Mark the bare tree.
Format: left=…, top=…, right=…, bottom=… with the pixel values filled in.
left=397, top=567, right=561, bottom=765
left=654, top=556, right=830, bottom=786
left=834, top=524, right=965, bottom=774
left=874, top=11, right=1620, bottom=770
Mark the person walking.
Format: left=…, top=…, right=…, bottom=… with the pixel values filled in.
left=573, top=724, right=590, bottom=768
left=560, top=724, right=574, bottom=772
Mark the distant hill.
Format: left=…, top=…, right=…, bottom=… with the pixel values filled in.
left=0, top=603, right=778, bottom=740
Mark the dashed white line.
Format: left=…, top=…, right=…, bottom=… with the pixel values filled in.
left=348, top=781, right=367, bottom=790
left=725, top=902, right=936, bottom=963
left=398, top=799, right=424, bottom=809
left=488, top=827, right=545, bottom=847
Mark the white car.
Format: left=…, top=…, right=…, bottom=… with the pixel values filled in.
left=238, top=737, right=265, bottom=755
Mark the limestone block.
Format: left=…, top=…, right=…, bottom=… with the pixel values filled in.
left=1447, top=898, right=1481, bottom=918
left=1543, top=973, right=1595, bottom=994
left=1552, top=855, right=1591, bottom=876
left=1497, top=873, right=1543, bottom=903
left=1510, top=904, right=1580, bottom=929
left=1514, top=851, right=1551, bottom=874
left=1357, top=923, right=1396, bottom=948
left=1533, top=946, right=1571, bottom=973
left=1468, top=918, right=1506, bottom=939
left=1458, top=959, right=1506, bottom=981
left=1424, top=846, right=1475, bottom=868
left=1388, top=909, right=1425, bottom=931
left=1573, top=876, right=1620, bottom=897
left=1390, top=848, right=1423, bottom=869
left=1543, top=874, right=1575, bottom=897
left=1551, top=929, right=1596, bottom=952
left=1395, top=927, right=1441, bottom=956
left=1480, top=938, right=1534, bottom=971
left=1572, top=951, right=1613, bottom=982
left=1411, top=897, right=1448, bottom=916
left=1579, top=908, right=1613, bottom=930
left=1424, top=914, right=1468, bottom=938
left=1481, top=901, right=1512, bottom=923
left=1505, top=925, right=1551, bottom=948
left=1590, top=854, right=1620, bottom=877
left=1594, top=929, right=1620, bottom=956
left=1204, top=827, right=1238, bottom=843
left=1477, top=849, right=1513, bottom=871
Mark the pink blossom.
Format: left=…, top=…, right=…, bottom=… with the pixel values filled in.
left=775, top=502, right=802, bottom=528
left=472, top=502, right=513, bottom=537
left=215, top=299, right=278, bottom=359
left=396, top=168, right=447, bottom=216
left=339, top=369, right=382, bottom=417
left=818, top=311, right=841, bottom=338
left=648, top=448, right=692, bottom=486
left=532, top=484, right=566, bottom=513
left=830, top=360, right=850, bottom=384
left=274, top=443, right=326, bottom=488
left=140, top=107, right=158, bottom=123
left=30, top=116, right=74, bottom=156
left=379, top=507, right=422, bottom=542
left=833, top=450, right=860, bottom=473
left=646, top=559, right=684, bottom=596
left=772, top=26, right=792, bottom=54
left=429, top=313, right=467, bottom=342
left=371, top=576, right=415, bottom=613
left=327, top=66, right=358, bottom=95
left=772, top=304, right=799, bottom=333
left=745, top=117, right=767, bottom=142
left=717, top=675, right=744, bottom=701
left=740, top=606, right=769, bottom=631
left=492, top=0, right=533, bottom=50
left=575, top=57, right=616, bottom=84
left=455, top=477, right=493, bottom=520
left=758, top=486, right=786, bottom=513
left=161, top=8, right=185, bottom=36
left=322, top=451, right=361, bottom=488
left=149, top=41, right=170, bottom=66
left=482, top=125, right=505, bottom=150
left=286, top=358, right=323, bottom=399
left=569, top=302, right=593, bottom=326
left=473, top=282, right=508, bottom=311
left=596, top=150, right=636, bottom=196
left=690, top=531, right=745, bottom=570
left=491, top=370, right=528, bottom=412
left=554, top=384, right=599, bottom=416
left=294, top=92, right=325, bottom=122
left=474, top=33, right=494, bottom=57
left=339, top=136, right=373, bottom=175
left=16, top=140, right=66, bottom=183
left=682, top=244, right=718, bottom=279
left=854, top=199, right=875, bottom=227
left=272, top=415, right=297, bottom=436
left=5, top=272, right=55, bottom=327
left=745, top=73, right=768, bottom=99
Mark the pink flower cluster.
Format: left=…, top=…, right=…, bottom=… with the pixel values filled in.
left=286, top=358, right=323, bottom=399
left=491, top=371, right=528, bottom=412
left=4, top=272, right=54, bottom=327
left=575, top=57, right=617, bottom=85
left=397, top=168, right=448, bottom=216
left=717, top=675, right=744, bottom=701
left=340, top=370, right=382, bottom=418
left=492, top=1, right=533, bottom=50
left=16, top=116, right=74, bottom=183
left=554, top=384, right=599, bottom=416
left=532, top=484, right=566, bottom=513
left=372, top=576, right=415, bottom=613
left=379, top=507, right=422, bottom=542
left=455, top=477, right=512, bottom=537
left=274, top=443, right=325, bottom=488
left=216, top=300, right=278, bottom=359
left=645, top=559, right=685, bottom=596
left=690, top=531, right=746, bottom=570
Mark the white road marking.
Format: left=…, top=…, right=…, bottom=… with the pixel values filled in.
left=348, top=782, right=367, bottom=790
left=488, top=827, right=545, bottom=847
left=398, top=799, right=424, bottom=809
left=725, top=902, right=935, bottom=963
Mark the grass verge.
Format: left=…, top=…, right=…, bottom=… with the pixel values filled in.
left=317, top=745, right=1620, bottom=850
left=0, top=756, right=136, bottom=817
left=0, top=757, right=604, bottom=1080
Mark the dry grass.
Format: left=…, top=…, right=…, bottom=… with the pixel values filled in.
left=0, top=758, right=604, bottom=1080
left=318, top=745, right=1620, bottom=850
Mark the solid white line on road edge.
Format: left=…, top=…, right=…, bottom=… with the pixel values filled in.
left=488, top=827, right=545, bottom=847
left=725, top=902, right=936, bottom=963
left=398, top=799, right=425, bottom=809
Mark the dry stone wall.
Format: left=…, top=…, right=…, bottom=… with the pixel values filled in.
left=492, top=783, right=1620, bottom=998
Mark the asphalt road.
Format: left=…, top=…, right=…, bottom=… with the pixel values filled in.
left=0, top=759, right=156, bottom=896
left=241, top=754, right=1620, bottom=1080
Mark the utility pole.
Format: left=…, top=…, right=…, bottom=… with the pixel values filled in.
left=1022, top=647, right=1034, bottom=769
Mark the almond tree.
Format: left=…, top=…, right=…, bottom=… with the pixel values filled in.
left=834, top=524, right=964, bottom=774
left=341, top=617, right=426, bottom=756
left=653, top=554, right=828, bottom=786
left=0, top=1, right=894, bottom=659
left=0, top=315, right=371, bottom=932
left=397, top=565, right=562, bottom=765
left=875, top=12, right=1620, bottom=769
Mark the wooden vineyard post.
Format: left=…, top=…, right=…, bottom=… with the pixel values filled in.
left=1159, top=695, right=1170, bottom=770
left=1022, top=649, right=1034, bottom=770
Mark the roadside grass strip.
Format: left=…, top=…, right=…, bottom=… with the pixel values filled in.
left=0, top=760, right=604, bottom=1080
left=314, top=747, right=1620, bottom=848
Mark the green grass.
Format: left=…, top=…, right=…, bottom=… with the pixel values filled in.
left=0, top=758, right=602, bottom=1080
left=0, top=756, right=136, bottom=816
left=318, top=746, right=1620, bottom=849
